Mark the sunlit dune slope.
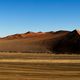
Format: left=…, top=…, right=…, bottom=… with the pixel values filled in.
left=0, top=30, right=80, bottom=53
left=0, top=30, right=69, bottom=53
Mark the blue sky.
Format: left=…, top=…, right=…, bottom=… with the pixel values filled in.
left=0, top=0, right=80, bottom=37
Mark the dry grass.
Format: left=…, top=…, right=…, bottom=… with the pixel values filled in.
left=0, top=53, right=80, bottom=80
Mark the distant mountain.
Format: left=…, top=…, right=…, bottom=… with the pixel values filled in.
left=0, top=30, right=80, bottom=53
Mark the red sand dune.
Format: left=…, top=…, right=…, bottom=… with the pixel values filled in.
left=0, top=30, right=80, bottom=53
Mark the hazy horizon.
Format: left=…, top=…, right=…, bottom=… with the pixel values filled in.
left=0, top=0, right=80, bottom=37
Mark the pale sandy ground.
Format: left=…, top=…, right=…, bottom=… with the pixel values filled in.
left=0, top=53, right=80, bottom=80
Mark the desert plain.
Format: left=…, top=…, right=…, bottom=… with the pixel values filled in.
left=0, top=53, right=80, bottom=80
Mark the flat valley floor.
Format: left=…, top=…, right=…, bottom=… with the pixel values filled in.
left=0, top=53, right=80, bottom=80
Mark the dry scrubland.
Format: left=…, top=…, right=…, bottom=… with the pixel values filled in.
left=0, top=53, right=80, bottom=80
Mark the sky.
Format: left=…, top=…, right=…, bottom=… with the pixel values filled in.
left=0, top=0, right=80, bottom=37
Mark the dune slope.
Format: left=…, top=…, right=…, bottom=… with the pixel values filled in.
left=0, top=30, right=69, bottom=53
left=0, top=30, right=80, bottom=53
